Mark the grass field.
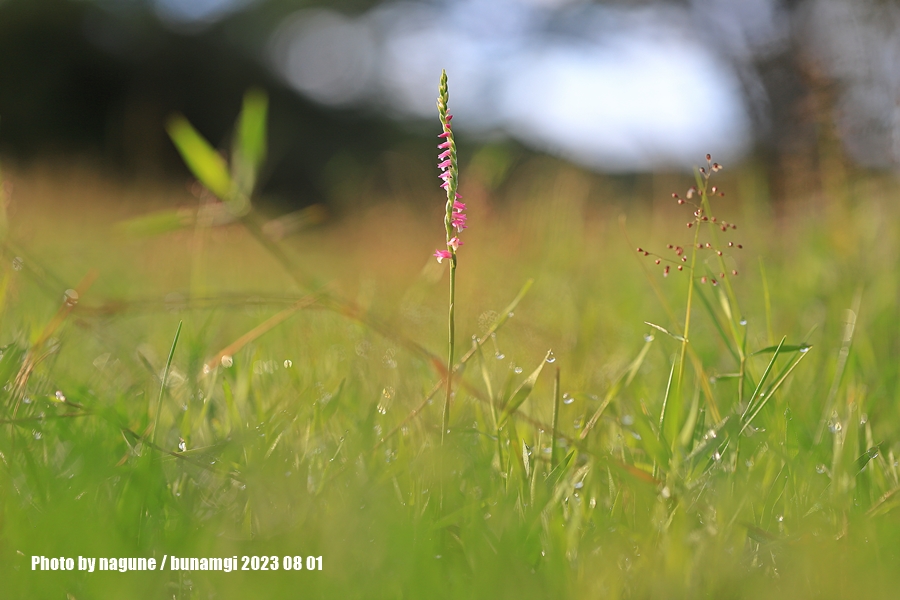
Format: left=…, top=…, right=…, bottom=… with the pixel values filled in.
left=2, top=151, right=900, bottom=599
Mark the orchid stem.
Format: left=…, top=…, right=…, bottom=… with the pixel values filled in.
left=442, top=255, right=456, bottom=444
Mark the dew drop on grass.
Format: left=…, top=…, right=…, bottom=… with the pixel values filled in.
left=860, top=413, right=868, bottom=425
left=799, top=346, right=810, bottom=353
left=829, top=421, right=842, bottom=433
left=202, top=364, right=211, bottom=375
left=739, top=319, right=747, bottom=326
left=283, top=359, right=293, bottom=368
left=63, top=289, right=79, bottom=307
left=508, top=312, right=514, bottom=318
left=776, top=515, right=784, bottom=523
left=546, top=352, right=556, bottom=363
left=12, top=257, right=23, bottom=271
left=784, top=406, right=792, bottom=420
left=644, top=333, right=654, bottom=342
left=33, top=430, right=42, bottom=440
left=713, top=451, right=722, bottom=461
left=816, top=464, right=827, bottom=474
left=495, top=352, right=505, bottom=360
left=621, top=414, right=634, bottom=425
left=514, top=366, right=523, bottom=374
left=220, top=355, right=233, bottom=368
left=574, top=481, right=584, bottom=489
left=55, top=390, right=66, bottom=402
left=563, top=393, right=574, bottom=405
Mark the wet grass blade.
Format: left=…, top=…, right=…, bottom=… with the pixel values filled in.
left=151, top=320, right=183, bottom=446
left=740, top=336, right=785, bottom=434
left=499, top=350, right=552, bottom=425
left=644, top=321, right=685, bottom=342
left=751, top=343, right=812, bottom=356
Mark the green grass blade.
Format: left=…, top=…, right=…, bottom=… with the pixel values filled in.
left=751, top=343, right=812, bottom=356
left=166, top=115, right=232, bottom=199
left=659, top=355, right=677, bottom=445
left=550, top=366, right=560, bottom=471
left=692, top=285, right=739, bottom=363
left=740, top=336, right=786, bottom=434
left=759, top=257, right=774, bottom=345
left=238, top=88, right=268, bottom=171
left=644, top=321, right=685, bottom=342
left=499, top=350, right=552, bottom=425
left=151, top=320, right=183, bottom=446
left=630, top=401, right=670, bottom=468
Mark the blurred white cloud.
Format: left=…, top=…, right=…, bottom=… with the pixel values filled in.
left=269, top=10, right=378, bottom=106
left=268, top=0, right=762, bottom=171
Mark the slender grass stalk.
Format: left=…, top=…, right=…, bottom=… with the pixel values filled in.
left=675, top=195, right=702, bottom=404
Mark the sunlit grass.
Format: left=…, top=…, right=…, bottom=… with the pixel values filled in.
left=2, top=155, right=900, bottom=599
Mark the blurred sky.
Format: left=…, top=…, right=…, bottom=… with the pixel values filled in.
left=269, top=0, right=773, bottom=172
left=6, top=0, right=900, bottom=176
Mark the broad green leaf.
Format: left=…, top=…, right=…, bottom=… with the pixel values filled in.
left=166, top=114, right=232, bottom=199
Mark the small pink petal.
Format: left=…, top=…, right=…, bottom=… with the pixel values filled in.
left=440, top=181, right=449, bottom=189
left=453, top=201, right=466, bottom=211
left=451, top=214, right=467, bottom=231
left=449, top=237, right=462, bottom=250
left=437, top=160, right=452, bottom=170
left=437, top=141, right=451, bottom=149
left=446, top=114, right=453, bottom=122
left=438, top=150, right=452, bottom=160
left=434, top=249, right=452, bottom=263
left=438, top=132, right=451, bottom=139
left=439, top=171, right=452, bottom=180
left=455, top=192, right=462, bottom=199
